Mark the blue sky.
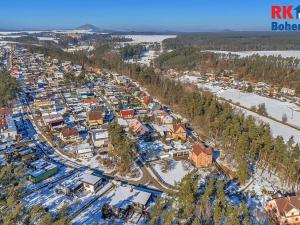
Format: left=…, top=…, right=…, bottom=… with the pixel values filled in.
left=1, top=0, right=300, bottom=31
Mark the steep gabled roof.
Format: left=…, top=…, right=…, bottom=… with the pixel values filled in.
left=172, top=124, right=186, bottom=133
left=274, top=196, right=300, bottom=216
left=192, top=143, right=212, bottom=156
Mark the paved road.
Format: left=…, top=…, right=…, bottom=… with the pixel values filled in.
left=19, top=89, right=169, bottom=193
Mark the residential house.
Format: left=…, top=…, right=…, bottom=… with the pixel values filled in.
left=75, top=143, right=94, bottom=159
left=33, top=99, right=52, bottom=108
left=265, top=195, right=300, bottom=225
left=161, top=114, right=175, bottom=125
left=83, top=98, right=99, bottom=110
left=0, top=115, right=17, bottom=141
left=60, top=127, right=80, bottom=143
left=129, top=119, right=149, bottom=136
left=108, top=184, right=152, bottom=214
left=91, top=128, right=109, bottom=148
left=81, top=174, right=103, bottom=193
left=29, top=163, right=59, bottom=183
left=62, top=181, right=83, bottom=195
left=190, top=143, right=213, bottom=167
left=169, top=124, right=186, bottom=142
left=42, top=113, right=65, bottom=130
left=120, top=109, right=134, bottom=119
left=87, top=110, right=104, bottom=127
left=281, top=87, right=296, bottom=96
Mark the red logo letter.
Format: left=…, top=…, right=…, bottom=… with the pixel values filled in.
left=283, top=5, right=293, bottom=19
left=272, top=6, right=281, bottom=19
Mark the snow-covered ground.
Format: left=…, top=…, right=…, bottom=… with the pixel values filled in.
left=121, top=34, right=176, bottom=65
left=179, top=75, right=300, bottom=143
left=137, top=139, right=164, bottom=161
left=125, top=49, right=158, bottom=66
left=0, top=35, right=24, bottom=39
left=244, top=168, right=292, bottom=195
left=23, top=171, right=91, bottom=216
left=234, top=106, right=300, bottom=143
left=37, top=37, right=58, bottom=43
left=0, top=31, right=46, bottom=35
left=122, top=35, right=176, bottom=44
left=207, top=50, right=300, bottom=59
left=240, top=167, right=298, bottom=210
left=72, top=182, right=154, bottom=225
left=217, top=88, right=300, bottom=127
left=0, top=29, right=105, bottom=35
left=151, top=160, right=194, bottom=186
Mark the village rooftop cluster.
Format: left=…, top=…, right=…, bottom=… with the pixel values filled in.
left=1, top=40, right=300, bottom=224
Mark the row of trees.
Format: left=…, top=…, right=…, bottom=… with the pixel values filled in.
left=0, top=70, right=17, bottom=107
left=0, top=163, right=71, bottom=225
left=162, top=32, right=300, bottom=51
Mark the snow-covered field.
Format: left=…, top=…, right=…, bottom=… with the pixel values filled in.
left=151, top=160, right=194, bottom=186
left=121, top=34, right=176, bottom=65
left=0, top=29, right=103, bottom=35
left=207, top=50, right=300, bottom=59
left=0, top=35, right=24, bottom=39
left=125, top=49, right=158, bottom=66
left=122, top=35, right=176, bottom=44
left=37, top=37, right=58, bottom=43
left=217, top=89, right=300, bottom=127
left=0, top=31, right=46, bottom=34
left=234, top=106, right=300, bottom=143
left=179, top=75, right=300, bottom=143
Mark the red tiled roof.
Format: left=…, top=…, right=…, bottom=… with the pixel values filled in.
left=0, top=117, right=6, bottom=124
left=143, top=96, right=152, bottom=105
left=61, top=127, right=78, bottom=138
left=274, top=196, right=300, bottom=216
left=83, top=98, right=99, bottom=104
left=88, top=110, right=103, bottom=121
left=0, top=108, right=13, bottom=115
left=120, top=109, right=134, bottom=118
left=192, top=143, right=213, bottom=156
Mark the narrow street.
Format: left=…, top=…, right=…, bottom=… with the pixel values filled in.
left=21, top=90, right=172, bottom=193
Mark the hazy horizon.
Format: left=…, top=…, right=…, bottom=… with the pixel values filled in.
left=1, top=0, right=293, bottom=32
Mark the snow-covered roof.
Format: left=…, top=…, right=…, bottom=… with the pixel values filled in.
left=81, top=173, right=101, bottom=185
left=109, top=185, right=151, bottom=209
left=117, top=118, right=128, bottom=127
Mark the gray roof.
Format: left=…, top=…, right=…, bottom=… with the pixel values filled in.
left=81, top=173, right=102, bottom=185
